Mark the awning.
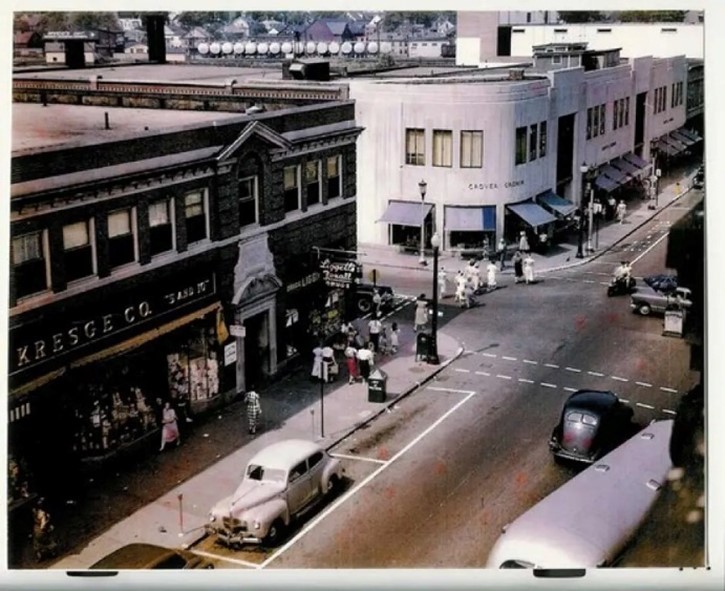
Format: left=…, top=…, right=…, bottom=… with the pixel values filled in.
left=670, top=130, right=695, bottom=147
left=507, top=202, right=557, bottom=228
left=663, top=135, right=687, bottom=152
left=611, top=157, right=640, bottom=177
left=677, top=128, right=702, bottom=143
left=601, top=165, right=628, bottom=185
left=378, top=201, right=433, bottom=226
left=595, top=174, right=619, bottom=193
left=537, top=191, right=576, bottom=217
left=623, top=153, right=649, bottom=170
left=70, top=301, right=222, bottom=369
left=444, top=206, right=496, bottom=232
left=657, top=141, right=680, bottom=157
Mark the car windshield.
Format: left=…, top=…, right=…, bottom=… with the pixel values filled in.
left=245, top=464, right=286, bottom=482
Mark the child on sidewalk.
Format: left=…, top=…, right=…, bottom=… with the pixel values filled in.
left=389, top=322, right=400, bottom=354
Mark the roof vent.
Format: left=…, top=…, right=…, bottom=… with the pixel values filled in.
left=509, top=68, right=525, bottom=81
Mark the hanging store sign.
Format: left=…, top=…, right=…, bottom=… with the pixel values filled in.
left=319, top=258, right=362, bottom=290
left=224, top=342, right=238, bottom=366
left=10, top=273, right=217, bottom=375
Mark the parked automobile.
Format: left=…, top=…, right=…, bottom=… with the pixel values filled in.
left=207, top=439, right=343, bottom=547
left=693, top=165, right=704, bottom=190
left=631, top=285, right=692, bottom=316
left=352, top=283, right=395, bottom=315
left=90, top=543, right=213, bottom=569
left=643, top=273, right=678, bottom=294
left=549, top=390, right=636, bottom=465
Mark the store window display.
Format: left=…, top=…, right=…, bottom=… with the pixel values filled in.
left=166, top=324, right=221, bottom=410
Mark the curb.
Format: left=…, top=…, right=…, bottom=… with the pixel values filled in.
left=324, top=342, right=465, bottom=451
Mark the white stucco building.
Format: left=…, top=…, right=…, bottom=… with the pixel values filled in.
left=349, top=47, right=695, bottom=253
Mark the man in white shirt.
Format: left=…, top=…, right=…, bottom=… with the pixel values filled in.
left=368, top=314, right=383, bottom=352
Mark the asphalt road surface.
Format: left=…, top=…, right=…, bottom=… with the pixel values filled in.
left=192, top=192, right=702, bottom=569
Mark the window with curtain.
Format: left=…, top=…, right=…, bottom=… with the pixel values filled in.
left=538, top=121, right=547, bottom=158
left=529, top=124, right=538, bottom=161
left=239, top=176, right=258, bottom=227
left=149, top=198, right=174, bottom=255
left=405, top=128, right=425, bottom=165
left=63, top=220, right=94, bottom=281
left=432, top=130, right=452, bottom=167
left=184, top=190, right=207, bottom=243
left=460, top=131, right=483, bottom=168
left=12, top=231, right=48, bottom=297
left=305, top=160, right=321, bottom=206
left=283, top=165, right=300, bottom=213
left=327, top=155, right=341, bottom=198
left=108, top=208, right=135, bottom=268
left=515, top=126, right=527, bottom=165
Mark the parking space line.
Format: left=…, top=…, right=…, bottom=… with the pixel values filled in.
left=587, top=371, right=604, bottom=377
left=502, top=356, right=518, bottom=361
left=496, top=374, right=512, bottom=380
left=660, top=387, right=678, bottom=394
left=544, top=363, right=559, bottom=369
left=540, top=382, right=557, bottom=389
left=636, top=381, right=653, bottom=388
left=523, top=359, right=538, bottom=365
left=565, top=367, right=581, bottom=373
left=329, top=453, right=388, bottom=465
left=454, top=368, right=471, bottom=373
left=261, top=390, right=478, bottom=568
left=582, top=280, right=596, bottom=284
left=191, top=549, right=261, bottom=569
left=563, top=387, right=578, bottom=392
left=475, top=371, right=491, bottom=376
left=427, top=386, right=477, bottom=395
left=482, top=352, right=497, bottom=358
left=620, top=398, right=630, bottom=403
left=611, top=376, right=629, bottom=382
left=518, top=378, right=534, bottom=384
left=636, top=402, right=656, bottom=410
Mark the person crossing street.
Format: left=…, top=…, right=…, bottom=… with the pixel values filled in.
left=244, top=389, right=262, bottom=435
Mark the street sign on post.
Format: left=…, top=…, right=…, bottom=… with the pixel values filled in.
left=229, top=324, right=246, bottom=338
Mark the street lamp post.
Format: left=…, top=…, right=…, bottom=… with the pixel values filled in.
left=585, top=165, right=595, bottom=253
left=576, top=163, right=589, bottom=258
left=428, top=232, right=441, bottom=365
left=418, top=179, right=428, bottom=266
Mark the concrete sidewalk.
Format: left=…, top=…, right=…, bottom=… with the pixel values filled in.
left=52, top=312, right=463, bottom=569
left=358, top=164, right=699, bottom=280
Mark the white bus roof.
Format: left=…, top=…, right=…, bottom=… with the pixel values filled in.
left=486, top=420, right=674, bottom=568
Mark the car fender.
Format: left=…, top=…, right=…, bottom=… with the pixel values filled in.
left=320, top=458, right=343, bottom=489
left=245, top=498, right=291, bottom=535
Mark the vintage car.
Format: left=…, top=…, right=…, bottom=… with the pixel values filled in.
left=207, top=439, right=343, bottom=547
left=90, top=543, right=213, bottom=569
left=352, top=283, right=395, bottom=315
left=549, top=390, right=636, bottom=465
left=631, top=285, right=692, bottom=316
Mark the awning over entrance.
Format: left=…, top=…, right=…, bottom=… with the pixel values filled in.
left=670, top=130, right=695, bottom=147
left=507, top=202, right=557, bottom=228
left=595, top=174, right=619, bottom=193
left=444, top=206, right=496, bottom=232
left=657, top=142, right=680, bottom=157
left=611, top=156, right=640, bottom=177
left=537, top=191, right=576, bottom=217
left=601, top=165, right=628, bottom=185
left=663, top=135, right=687, bottom=152
left=623, top=153, right=649, bottom=170
left=378, top=201, right=433, bottom=226
left=677, top=128, right=702, bottom=143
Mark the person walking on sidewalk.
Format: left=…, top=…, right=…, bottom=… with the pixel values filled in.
left=372, top=289, right=382, bottom=315
left=244, top=389, right=262, bottom=435
left=357, top=345, right=374, bottom=382
left=344, top=345, right=359, bottom=384
left=438, top=266, right=448, bottom=298
left=518, top=231, right=530, bottom=253
left=32, top=498, right=57, bottom=561
left=523, top=253, right=535, bottom=284
left=486, top=259, right=498, bottom=290
left=414, top=295, right=428, bottom=332
left=616, top=200, right=627, bottom=224
left=607, top=195, right=617, bottom=221
left=159, top=401, right=180, bottom=451
left=454, top=271, right=467, bottom=305
left=472, top=263, right=483, bottom=292
left=513, top=251, right=524, bottom=284
left=368, top=313, right=383, bottom=352
left=311, top=345, right=323, bottom=381
left=389, top=322, right=400, bottom=354
left=498, top=238, right=507, bottom=270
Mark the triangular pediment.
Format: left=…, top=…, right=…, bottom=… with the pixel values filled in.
left=217, top=121, right=292, bottom=163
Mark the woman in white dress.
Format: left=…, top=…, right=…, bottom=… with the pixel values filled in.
left=523, top=253, right=535, bottom=284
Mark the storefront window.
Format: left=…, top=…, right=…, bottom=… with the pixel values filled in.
left=63, top=220, right=95, bottom=282
left=167, top=323, right=220, bottom=407
left=149, top=198, right=174, bottom=255
left=12, top=231, right=48, bottom=298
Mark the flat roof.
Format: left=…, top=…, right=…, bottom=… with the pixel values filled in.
left=12, top=103, right=242, bottom=152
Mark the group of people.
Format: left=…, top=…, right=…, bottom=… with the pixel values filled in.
left=436, top=258, right=502, bottom=309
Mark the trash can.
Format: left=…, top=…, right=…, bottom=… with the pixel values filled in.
left=367, top=368, right=387, bottom=403
left=416, top=332, right=431, bottom=362
left=663, top=307, right=686, bottom=337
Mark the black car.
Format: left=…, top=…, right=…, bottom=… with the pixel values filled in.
left=549, top=390, right=636, bottom=465
left=352, top=283, right=395, bottom=315
left=90, top=543, right=214, bottom=570
left=643, top=273, right=678, bottom=294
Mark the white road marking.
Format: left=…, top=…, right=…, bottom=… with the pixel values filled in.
left=599, top=282, right=610, bottom=286
left=611, top=376, right=629, bottom=382
left=582, top=280, right=596, bottom=284
left=329, top=453, right=387, bottom=465
left=662, top=409, right=677, bottom=415
left=482, top=352, right=497, bottom=358
left=620, top=398, right=630, bottom=403
left=636, top=402, right=656, bottom=410
left=587, top=371, right=605, bottom=377
left=636, top=381, right=653, bottom=388
left=518, top=378, right=535, bottom=384
left=660, top=387, right=678, bottom=394
left=475, top=371, right=491, bottom=377
left=191, top=549, right=261, bottom=569
left=496, top=374, right=512, bottom=380
left=565, top=367, right=581, bottom=373
left=260, top=390, right=478, bottom=568
left=540, top=382, right=557, bottom=389
left=454, top=368, right=471, bottom=373
left=427, top=386, right=477, bottom=395
left=544, top=363, right=559, bottom=369
left=523, top=359, right=538, bottom=365
left=502, top=356, right=518, bottom=361
left=631, top=231, right=670, bottom=265
left=563, top=387, right=578, bottom=392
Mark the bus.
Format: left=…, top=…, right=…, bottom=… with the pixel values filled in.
left=486, top=420, right=674, bottom=568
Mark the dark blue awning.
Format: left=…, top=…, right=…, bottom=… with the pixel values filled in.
left=670, top=130, right=695, bottom=146
left=677, top=128, right=702, bottom=143
left=611, top=157, right=640, bottom=177
left=444, top=206, right=496, bottom=232
left=537, top=191, right=576, bottom=217
left=507, top=202, right=557, bottom=228
left=595, top=174, right=619, bottom=193
left=378, top=201, right=433, bottom=226
left=623, top=153, right=649, bottom=169
left=601, top=165, right=627, bottom=185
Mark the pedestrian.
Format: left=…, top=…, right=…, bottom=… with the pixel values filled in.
left=472, top=262, right=483, bottom=292
left=378, top=326, right=389, bottom=355
left=513, top=251, right=524, bottom=283
left=414, top=294, right=428, bottom=332
left=357, top=345, right=374, bottom=382
left=159, top=401, right=180, bottom=451
left=368, top=313, right=383, bottom=352
left=372, top=289, right=382, bottom=315
left=438, top=266, right=448, bottom=298
left=498, top=238, right=506, bottom=270
left=311, top=344, right=323, bottom=381
left=454, top=271, right=467, bottom=306
left=607, top=195, right=616, bottom=220
left=486, top=259, right=498, bottom=290
left=523, top=252, right=535, bottom=284
left=344, top=345, right=359, bottom=384
left=464, top=259, right=476, bottom=284
left=518, top=231, right=530, bottom=253
left=464, top=281, right=476, bottom=308
left=616, top=200, right=627, bottom=224
left=321, top=344, right=337, bottom=383
left=244, top=389, right=262, bottom=434
left=389, top=321, right=400, bottom=354
left=32, top=498, right=57, bottom=561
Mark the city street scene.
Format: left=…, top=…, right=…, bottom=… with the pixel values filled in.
left=7, top=7, right=715, bottom=582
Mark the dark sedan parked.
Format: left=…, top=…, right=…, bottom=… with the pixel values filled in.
left=549, top=390, right=636, bottom=465
left=352, top=283, right=395, bottom=315
left=90, top=543, right=213, bottom=570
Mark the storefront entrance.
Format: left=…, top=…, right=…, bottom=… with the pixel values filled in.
left=243, top=312, right=269, bottom=389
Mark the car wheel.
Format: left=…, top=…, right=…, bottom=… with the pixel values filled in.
left=325, top=474, right=340, bottom=495
left=638, top=304, right=652, bottom=316
left=263, top=519, right=285, bottom=547
left=356, top=297, right=372, bottom=314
